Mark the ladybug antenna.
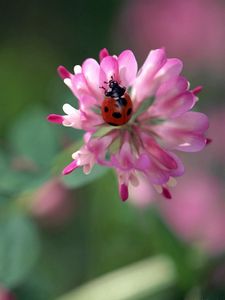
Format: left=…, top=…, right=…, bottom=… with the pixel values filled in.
left=99, top=86, right=106, bottom=91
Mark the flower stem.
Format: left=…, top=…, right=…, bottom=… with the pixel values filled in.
left=57, top=255, right=176, bottom=300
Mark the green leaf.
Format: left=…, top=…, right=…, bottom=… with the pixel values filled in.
left=0, top=168, right=51, bottom=198
left=0, top=149, right=8, bottom=173
left=0, top=214, right=40, bottom=287
left=8, top=106, right=60, bottom=169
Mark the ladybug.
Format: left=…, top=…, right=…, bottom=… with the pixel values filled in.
left=101, top=78, right=133, bottom=126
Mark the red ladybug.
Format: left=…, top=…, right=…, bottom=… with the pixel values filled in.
left=101, top=79, right=133, bottom=126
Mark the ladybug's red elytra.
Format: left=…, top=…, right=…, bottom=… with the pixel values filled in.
left=101, top=78, right=133, bottom=126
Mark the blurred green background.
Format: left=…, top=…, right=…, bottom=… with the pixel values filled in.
left=1, top=0, right=225, bottom=299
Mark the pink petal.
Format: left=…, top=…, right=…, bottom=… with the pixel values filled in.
left=137, top=155, right=170, bottom=185
left=62, top=160, right=78, bottom=175
left=146, top=162, right=170, bottom=185
left=151, top=91, right=195, bottom=118
left=142, top=58, right=183, bottom=100
left=82, top=58, right=103, bottom=101
left=148, top=141, right=178, bottom=169
left=47, top=114, right=63, bottom=124
left=174, top=134, right=207, bottom=152
left=70, top=73, right=91, bottom=100
left=140, top=133, right=178, bottom=170
left=88, top=135, right=113, bottom=162
left=155, top=76, right=189, bottom=101
left=171, top=112, right=209, bottom=133
left=169, top=92, right=195, bottom=118
left=166, top=152, right=185, bottom=177
left=99, top=48, right=109, bottom=62
left=84, top=132, right=92, bottom=143
left=80, top=110, right=104, bottom=130
left=192, top=86, right=203, bottom=95
left=110, top=140, right=135, bottom=171
left=79, top=95, right=98, bottom=109
left=119, top=142, right=134, bottom=169
left=155, top=58, right=183, bottom=82
left=62, top=104, right=82, bottom=129
left=154, top=112, right=209, bottom=152
left=99, top=56, right=119, bottom=87
left=162, top=187, right=172, bottom=199
left=133, top=48, right=167, bottom=102
left=118, top=50, right=138, bottom=86
left=111, top=154, right=133, bottom=171
left=141, top=48, right=167, bottom=73
left=120, top=183, right=129, bottom=201
left=136, top=153, right=151, bottom=170
left=57, top=66, right=71, bottom=79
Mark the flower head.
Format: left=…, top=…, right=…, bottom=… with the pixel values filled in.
left=48, top=48, right=208, bottom=201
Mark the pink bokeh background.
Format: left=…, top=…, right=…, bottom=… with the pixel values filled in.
left=117, top=0, right=225, bottom=74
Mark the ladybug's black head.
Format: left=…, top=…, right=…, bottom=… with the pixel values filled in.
left=108, top=79, right=119, bottom=89
left=104, top=77, right=126, bottom=98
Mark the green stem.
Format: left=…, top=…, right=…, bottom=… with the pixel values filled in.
left=57, top=255, right=176, bottom=300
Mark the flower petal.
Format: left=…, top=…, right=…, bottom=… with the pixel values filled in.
left=62, top=104, right=82, bottom=128
left=132, top=48, right=167, bottom=102
left=70, top=73, right=91, bottom=100
left=156, top=76, right=189, bottom=100
left=162, top=187, right=172, bottom=199
left=99, top=48, right=109, bottom=62
left=153, top=75, right=195, bottom=118
left=136, top=153, right=151, bottom=170
left=118, top=50, right=138, bottom=86
left=120, top=183, right=129, bottom=201
left=111, top=141, right=135, bottom=171
left=166, top=152, right=185, bottom=177
left=149, top=91, right=195, bottom=118
left=141, top=48, right=167, bottom=74
left=153, top=112, right=209, bottom=152
left=99, top=56, right=119, bottom=88
left=74, top=65, right=82, bottom=74
left=47, top=114, right=63, bottom=124
left=136, top=154, right=170, bottom=184
left=155, top=58, right=183, bottom=82
left=57, top=66, right=71, bottom=79
left=62, top=160, right=78, bottom=175
left=146, top=159, right=170, bottom=184
left=82, top=58, right=103, bottom=101
left=170, top=111, right=209, bottom=133
left=139, top=132, right=179, bottom=169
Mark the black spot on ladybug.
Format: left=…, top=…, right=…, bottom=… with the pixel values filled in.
left=108, top=122, right=119, bottom=126
left=104, top=106, right=109, bottom=112
left=127, top=108, right=132, bottom=116
left=112, top=112, right=122, bottom=119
